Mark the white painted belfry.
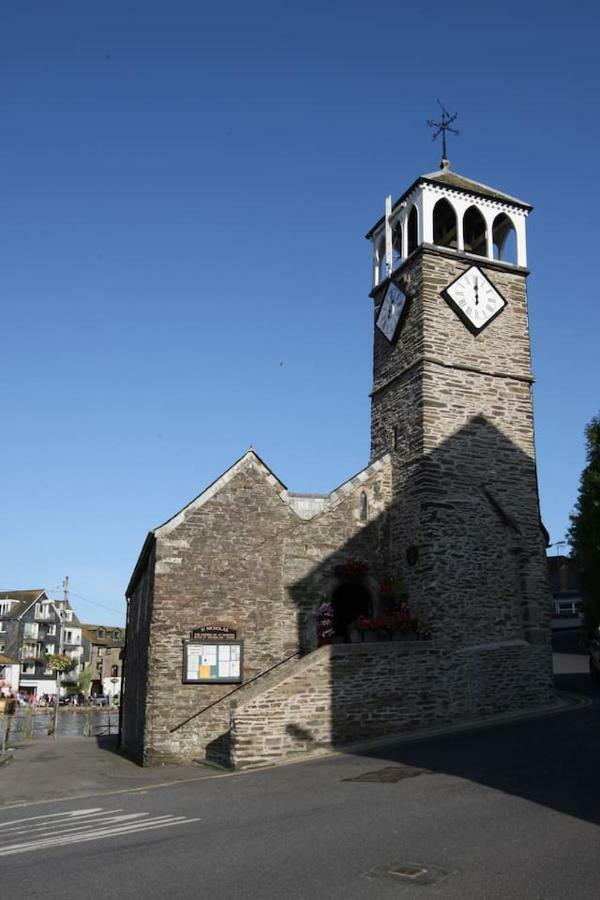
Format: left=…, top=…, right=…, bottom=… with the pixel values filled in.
left=515, top=221, right=527, bottom=268
left=368, top=167, right=529, bottom=283
left=419, top=189, right=434, bottom=245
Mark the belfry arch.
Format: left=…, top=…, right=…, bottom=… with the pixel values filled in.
left=463, top=205, right=487, bottom=257
left=493, top=213, right=517, bottom=263
left=433, top=197, right=458, bottom=249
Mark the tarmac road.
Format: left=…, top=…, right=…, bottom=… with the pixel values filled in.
left=0, top=633, right=597, bottom=899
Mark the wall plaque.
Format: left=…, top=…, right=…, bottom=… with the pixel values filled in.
left=182, top=639, right=243, bottom=684
left=190, top=625, right=237, bottom=640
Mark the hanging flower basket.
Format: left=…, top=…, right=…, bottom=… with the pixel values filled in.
left=316, top=601, right=335, bottom=646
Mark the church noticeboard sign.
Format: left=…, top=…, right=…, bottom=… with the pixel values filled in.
left=182, top=639, right=243, bottom=684
left=190, top=625, right=237, bottom=640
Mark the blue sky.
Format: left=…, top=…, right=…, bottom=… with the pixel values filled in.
left=1, top=2, right=598, bottom=624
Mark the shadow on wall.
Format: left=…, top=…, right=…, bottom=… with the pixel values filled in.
left=229, top=414, right=553, bottom=764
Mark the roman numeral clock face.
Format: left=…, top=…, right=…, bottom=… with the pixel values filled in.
left=376, top=281, right=407, bottom=342
left=443, top=266, right=506, bottom=334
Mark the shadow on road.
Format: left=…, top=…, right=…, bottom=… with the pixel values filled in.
left=347, top=628, right=600, bottom=827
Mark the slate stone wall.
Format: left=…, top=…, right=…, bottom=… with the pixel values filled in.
left=123, top=242, right=554, bottom=768
left=230, top=638, right=554, bottom=769
left=370, top=247, right=553, bottom=655
left=126, top=456, right=393, bottom=766
left=121, top=541, right=155, bottom=763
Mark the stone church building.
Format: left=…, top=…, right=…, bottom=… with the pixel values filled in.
left=121, top=160, right=554, bottom=768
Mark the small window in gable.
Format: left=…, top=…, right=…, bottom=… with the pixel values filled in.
left=463, top=206, right=487, bottom=257
left=433, top=198, right=458, bottom=249
left=492, top=213, right=516, bottom=263
left=359, top=491, right=368, bottom=522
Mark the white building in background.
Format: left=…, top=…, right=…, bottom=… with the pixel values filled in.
left=0, top=589, right=84, bottom=698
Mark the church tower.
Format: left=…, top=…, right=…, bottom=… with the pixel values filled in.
left=365, top=157, right=553, bottom=683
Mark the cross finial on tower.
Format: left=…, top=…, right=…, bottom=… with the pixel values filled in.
left=427, top=101, right=459, bottom=170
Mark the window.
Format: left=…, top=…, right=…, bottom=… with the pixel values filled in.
left=63, top=629, right=81, bottom=645
left=21, top=663, right=35, bottom=674
left=111, top=665, right=118, bottom=678
left=47, top=624, right=56, bottom=636
left=0, top=643, right=5, bottom=653
left=45, top=644, right=55, bottom=656
left=97, top=629, right=105, bottom=638
left=0, top=621, right=6, bottom=633
left=113, top=630, right=121, bottom=640
left=97, top=648, right=103, bottom=658
left=35, top=603, right=52, bottom=620
left=96, top=662, right=102, bottom=672
left=433, top=198, right=458, bottom=248
left=24, top=623, right=39, bottom=639
left=0, top=601, right=13, bottom=616
left=359, top=491, right=368, bottom=522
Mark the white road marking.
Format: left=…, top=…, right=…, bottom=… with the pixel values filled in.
left=0, top=806, right=201, bottom=857
left=0, top=807, right=104, bottom=828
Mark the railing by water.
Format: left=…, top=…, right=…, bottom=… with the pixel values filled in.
left=0, top=708, right=120, bottom=748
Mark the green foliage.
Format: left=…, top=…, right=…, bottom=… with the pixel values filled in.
left=45, top=654, right=75, bottom=673
left=76, top=666, right=92, bottom=695
left=568, top=414, right=600, bottom=637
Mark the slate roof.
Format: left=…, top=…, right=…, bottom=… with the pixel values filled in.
left=420, top=168, right=531, bottom=208
left=82, top=624, right=125, bottom=648
left=0, top=653, right=19, bottom=666
left=365, top=166, right=532, bottom=239
left=0, top=590, right=47, bottom=618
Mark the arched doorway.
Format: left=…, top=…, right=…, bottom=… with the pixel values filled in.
left=331, top=580, right=373, bottom=641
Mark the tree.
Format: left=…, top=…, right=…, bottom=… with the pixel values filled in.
left=76, top=666, right=92, bottom=696
left=568, top=414, right=600, bottom=637
left=45, top=654, right=75, bottom=673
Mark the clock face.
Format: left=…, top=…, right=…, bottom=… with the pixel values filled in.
left=376, top=281, right=407, bottom=342
left=443, top=266, right=506, bottom=334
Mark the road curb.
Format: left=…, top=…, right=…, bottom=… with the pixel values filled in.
left=0, top=690, right=592, bottom=811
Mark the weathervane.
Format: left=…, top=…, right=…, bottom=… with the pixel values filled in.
left=427, top=101, right=459, bottom=169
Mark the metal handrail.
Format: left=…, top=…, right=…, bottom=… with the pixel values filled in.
left=168, top=649, right=301, bottom=734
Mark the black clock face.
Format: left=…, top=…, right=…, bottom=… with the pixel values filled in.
left=376, top=282, right=407, bottom=342
left=443, top=266, right=507, bottom=334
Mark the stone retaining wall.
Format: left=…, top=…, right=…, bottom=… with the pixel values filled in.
left=230, top=638, right=554, bottom=769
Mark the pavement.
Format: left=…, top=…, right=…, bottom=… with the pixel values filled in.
left=0, top=632, right=597, bottom=899
left=0, top=629, right=593, bottom=810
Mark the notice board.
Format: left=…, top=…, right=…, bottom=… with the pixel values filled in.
left=182, top=639, right=243, bottom=684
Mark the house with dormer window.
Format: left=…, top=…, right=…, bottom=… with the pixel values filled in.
left=0, top=590, right=84, bottom=698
